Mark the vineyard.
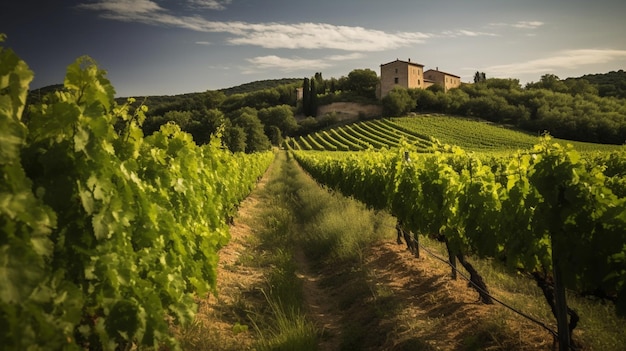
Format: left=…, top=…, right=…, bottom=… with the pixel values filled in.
left=291, top=140, right=626, bottom=349
left=285, top=115, right=624, bottom=152
left=3, top=33, right=626, bottom=350
left=0, top=42, right=272, bottom=349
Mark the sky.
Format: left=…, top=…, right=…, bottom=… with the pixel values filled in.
left=2, top=0, right=626, bottom=97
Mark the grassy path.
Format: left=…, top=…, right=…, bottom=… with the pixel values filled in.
left=177, top=151, right=624, bottom=350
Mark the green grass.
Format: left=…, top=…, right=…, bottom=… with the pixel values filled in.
left=247, top=152, right=320, bottom=351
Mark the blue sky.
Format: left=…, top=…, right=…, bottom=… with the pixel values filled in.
left=3, top=0, right=626, bottom=97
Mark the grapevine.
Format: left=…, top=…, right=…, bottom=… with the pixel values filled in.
left=292, top=137, right=626, bottom=348
left=0, top=39, right=273, bottom=350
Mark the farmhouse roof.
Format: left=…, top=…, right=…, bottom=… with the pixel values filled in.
left=424, top=68, right=461, bottom=79
left=380, top=58, right=424, bottom=67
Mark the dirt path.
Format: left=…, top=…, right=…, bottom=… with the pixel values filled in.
left=184, top=167, right=272, bottom=350
left=294, top=247, right=344, bottom=350
left=188, top=155, right=554, bottom=351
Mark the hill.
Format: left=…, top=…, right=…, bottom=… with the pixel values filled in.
left=218, top=78, right=301, bottom=95
left=28, top=78, right=302, bottom=105
left=571, top=70, right=626, bottom=99
left=286, top=114, right=624, bottom=153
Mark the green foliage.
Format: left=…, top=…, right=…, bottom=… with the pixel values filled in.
left=231, top=108, right=271, bottom=152
left=408, top=76, right=626, bottom=145
left=309, top=78, right=318, bottom=117
left=382, top=87, right=415, bottom=117
left=258, top=105, right=297, bottom=137
left=292, top=135, right=626, bottom=319
left=473, top=71, right=487, bottom=84
left=218, top=78, right=301, bottom=96
left=1, top=44, right=274, bottom=350
left=574, top=70, right=626, bottom=99
left=345, top=68, right=379, bottom=99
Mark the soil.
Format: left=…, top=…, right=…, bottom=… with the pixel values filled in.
left=195, top=160, right=555, bottom=351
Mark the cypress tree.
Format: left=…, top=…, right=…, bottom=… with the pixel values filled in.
left=302, top=77, right=310, bottom=116
left=309, top=78, right=318, bottom=117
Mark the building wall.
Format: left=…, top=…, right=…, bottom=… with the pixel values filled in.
left=424, top=69, right=461, bottom=92
left=380, top=59, right=424, bottom=97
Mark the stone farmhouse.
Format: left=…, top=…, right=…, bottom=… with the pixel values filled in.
left=379, top=58, right=461, bottom=98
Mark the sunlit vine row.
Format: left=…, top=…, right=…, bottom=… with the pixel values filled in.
left=0, top=40, right=273, bottom=350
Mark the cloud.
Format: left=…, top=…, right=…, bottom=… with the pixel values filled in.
left=77, top=0, right=165, bottom=14
left=77, top=0, right=432, bottom=51
left=195, top=41, right=212, bottom=45
left=244, top=52, right=365, bottom=73
left=246, top=55, right=332, bottom=72
left=187, top=0, right=232, bottom=10
left=227, top=23, right=431, bottom=51
left=327, top=53, right=365, bottom=61
left=488, top=21, right=544, bottom=29
left=483, top=49, right=626, bottom=75
left=512, top=21, right=544, bottom=29
left=441, top=29, right=498, bottom=38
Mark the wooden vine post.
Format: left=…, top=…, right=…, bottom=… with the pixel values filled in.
left=552, top=187, right=571, bottom=351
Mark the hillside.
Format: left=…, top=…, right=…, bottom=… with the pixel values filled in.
left=218, top=78, right=302, bottom=95
left=286, top=114, right=624, bottom=153
left=28, top=78, right=302, bottom=106
left=571, top=69, right=626, bottom=99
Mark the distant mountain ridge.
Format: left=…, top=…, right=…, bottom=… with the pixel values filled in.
left=218, top=78, right=301, bottom=96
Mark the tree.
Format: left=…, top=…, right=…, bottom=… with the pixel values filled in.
left=302, top=77, right=311, bottom=116
left=223, top=124, right=246, bottom=152
left=411, top=89, right=439, bottom=112
left=201, top=90, right=226, bottom=109
left=564, top=79, right=598, bottom=96
left=244, top=88, right=281, bottom=109
left=382, top=87, right=415, bottom=117
left=526, top=74, right=568, bottom=93
left=266, top=125, right=283, bottom=145
left=187, top=108, right=225, bottom=145
left=309, top=78, right=318, bottom=117
left=473, top=71, right=487, bottom=83
left=231, top=109, right=271, bottom=153
left=258, top=105, right=298, bottom=136
left=314, top=72, right=325, bottom=94
left=346, top=69, right=379, bottom=99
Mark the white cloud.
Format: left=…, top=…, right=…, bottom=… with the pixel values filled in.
left=246, top=55, right=332, bottom=72
left=488, top=21, right=544, bottom=29
left=228, top=23, right=431, bottom=51
left=512, top=21, right=544, bottom=29
left=441, top=29, right=498, bottom=38
left=327, top=53, right=365, bottom=61
left=77, top=0, right=433, bottom=51
left=187, top=0, right=232, bottom=10
left=76, top=0, right=164, bottom=14
left=245, top=52, right=365, bottom=73
left=483, top=49, right=626, bottom=75
left=195, top=41, right=212, bottom=45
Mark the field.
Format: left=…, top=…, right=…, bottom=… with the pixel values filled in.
left=281, top=114, right=626, bottom=350
left=285, top=114, right=624, bottom=153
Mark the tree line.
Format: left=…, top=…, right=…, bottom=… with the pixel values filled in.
left=135, top=69, right=381, bottom=153
left=383, top=73, right=626, bottom=144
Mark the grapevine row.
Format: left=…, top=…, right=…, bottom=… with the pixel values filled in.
left=292, top=140, right=626, bottom=346
left=1, top=43, right=273, bottom=350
